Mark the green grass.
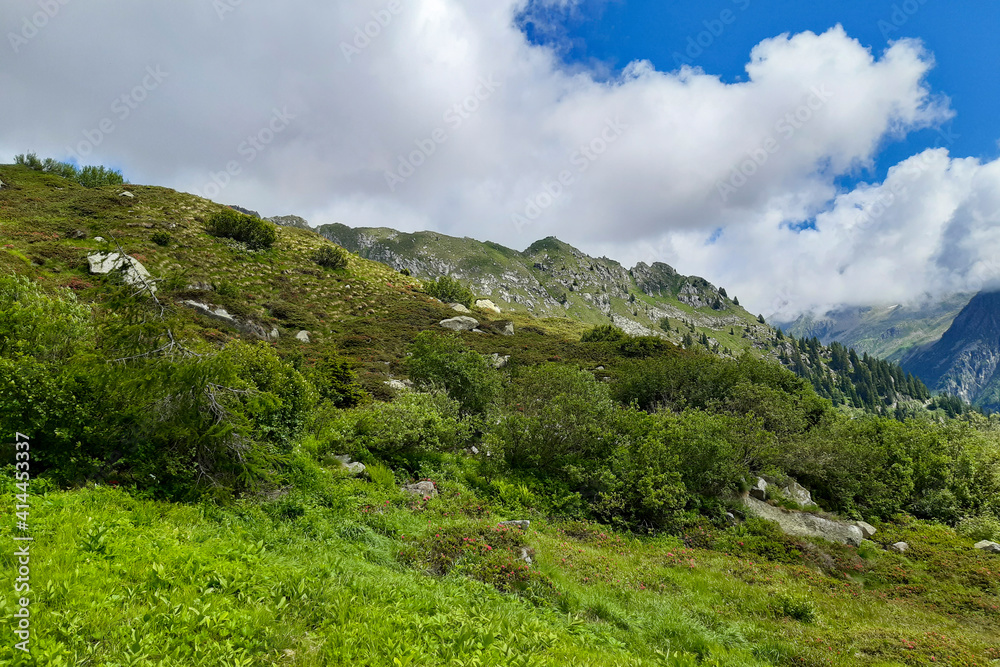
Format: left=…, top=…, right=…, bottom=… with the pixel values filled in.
left=2, top=458, right=997, bottom=666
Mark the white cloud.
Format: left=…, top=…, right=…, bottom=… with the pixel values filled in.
left=3, top=0, right=996, bottom=318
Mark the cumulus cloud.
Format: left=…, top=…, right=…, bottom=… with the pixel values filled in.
left=2, top=0, right=996, bottom=317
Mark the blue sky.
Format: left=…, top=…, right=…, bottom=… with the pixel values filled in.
left=520, top=0, right=1000, bottom=184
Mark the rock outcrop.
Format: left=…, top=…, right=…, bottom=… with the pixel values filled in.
left=743, top=497, right=864, bottom=546
left=440, top=316, right=479, bottom=331
left=475, top=299, right=502, bottom=314
left=181, top=301, right=278, bottom=341
left=973, top=540, right=1000, bottom=554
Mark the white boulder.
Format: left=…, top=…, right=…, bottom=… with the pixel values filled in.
left=440, top=316, right=479, bottom=331
left=475, top=299, right=502, bottom=314
left=88, top=252, right=155, bottom=293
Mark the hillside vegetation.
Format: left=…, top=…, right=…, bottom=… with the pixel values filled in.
left=1, top=163, right=999, bottom=666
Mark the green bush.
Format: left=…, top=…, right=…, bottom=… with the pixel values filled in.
left=0, top=273, right=92, bottom=361
left=217, top=341, right=317, bottom=447
left=327, top=392, right=472, bottom=462
left=957, top=514, right=1000, bottom=542
left=15, top=153, right=125, bottom=187
left=425, top=275, right=474, bottom=307
left=313, top=245, right=349, bottom=269
left=151, top=231, right=171, bottom=246
left=406, top=331, right=501, bottom=415
left=205, top=209, right=277, bottom=250
left=308, top=353, right=368, bottom=408
left=580, top=324, right=627, bottom=343
left=486, top=364, right=618, bottom=476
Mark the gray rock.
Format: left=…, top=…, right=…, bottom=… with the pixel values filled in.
left=499, top=520, right=530, bottom=530
left=346, top=462, right=366, bottom=475
left=889, top=541, right=909, bottom=553
left=449, top=303, right=472, bottom=314
left=749, top=477, right=768, bottom=501
left=93, top=237, right=106, bottom=243
left=403, top=481, right=437, bottom=498
left=333, top=455, right=351, bottom=465
left=762, top=476, right=813, bottom=506
left=439, top=316, right=479, bottom=331
left=186, top=281, right=214, bottom=291
left=973, top=540, right=1000, bottom=553
left=181, top=301, right=276, bottom=341
left=488, top=353, right=510, bottom=369
left=183, top=300, right=237, bottom=326
left=266, top=214, right=311, bottom=229
left=88, top=252, right=155, bottom=293
left=501, top=321, right=515, bottom=336
left=295, top=330, right=310, bottom=343
left=0, top=179, right=4, bottom=189
left=519, top=547, right=534, bottom=565
left=119, top=191, right=135, bottom=198
left=69, top=229, right=87, bottom=239
left=853, top=521, right=877, bottom=539
left=743, top=497, right=864, bottom=546
left=475, top=299, right=502, bottom=314
left=470, top=446, right=480, bottom=455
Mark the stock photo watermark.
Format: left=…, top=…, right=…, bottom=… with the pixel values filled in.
left=384, top=74, right=503, bottom=192
left=878, top=0, right=932, bottom=41
left=7, top=0, right=71, bottom=53
left=65, top=65, right=169, bottom=163
left=672, top=0, right=752, bottom=68
left=716, top=84, right=833, bottom=202
left=11, top=432, right=33, bottom=655
left=192, top=106, right=299, bottom=201
left=511, top=117, right=628, bottom=233
left=341, top=1, right=403, bottom=63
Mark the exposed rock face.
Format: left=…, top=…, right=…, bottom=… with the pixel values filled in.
left=903, top=291, right=1000, bottom=409
left=119, top=191, right=134, bottom=198
left=403, top=481, right=437, bottom=498
left=88, top=252, right=155, bottom=293
left=181, top=301, right=278, bottom=341
left=853, top=521, right=877, bottom=539
left=334, top=455, right=366, bottom=475
left=743, top=497, right=864, bottom=546
left=449, top=303, right=472, bottom=314
left=502, top=322, right=515, bottom=336
left=889, top=542, right=909, bottom=553
left=440, top=316, right=479, bottom=331
left=295, top=330, right=311, bottom=343
left=974, top=540, right=1000, bottom=553
left=475, top=299, right=502, bottom=314
left=266, top=214, right=311, bottom=229
left=488, top=353, right=510, bottom=369
left=762, top=475, right=813, bottom=506
left=749, top=478, right=768, bottom=501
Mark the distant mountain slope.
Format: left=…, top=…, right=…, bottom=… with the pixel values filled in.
left=319, top=222, right=932, bottom=413
left=901, top=291, right=1000, bottom=409
left=318, top=222, right=761, bottom=342
left=780, top=293, right=973, bottom=363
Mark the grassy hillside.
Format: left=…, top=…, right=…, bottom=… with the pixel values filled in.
left=2, top=470, right=1000, bottom=665
left=2, top=162, right=999, bottom=666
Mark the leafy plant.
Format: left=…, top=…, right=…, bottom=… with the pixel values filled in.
left=205, top=209, right=277, bottom=250
left=424, top=275, right=474, bottom=307
left=151, top=231, right=171, bottom=246
left=313, top=244, right=349, bottom=270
